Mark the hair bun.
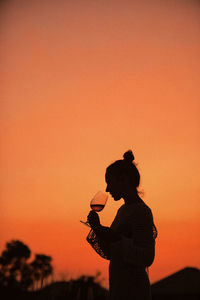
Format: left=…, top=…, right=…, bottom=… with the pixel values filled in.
left=123, top=150, right=135, bottom=163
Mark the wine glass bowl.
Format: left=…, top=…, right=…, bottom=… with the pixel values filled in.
left=90, top=191, right=108, bottom=212
left=80, top=191, right=108, bottom=226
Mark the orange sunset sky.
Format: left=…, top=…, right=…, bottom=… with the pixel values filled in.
left=1, top=0, right=200, bottom=287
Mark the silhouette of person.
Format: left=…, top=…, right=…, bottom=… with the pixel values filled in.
left=87, top=150, right=157, bottom=300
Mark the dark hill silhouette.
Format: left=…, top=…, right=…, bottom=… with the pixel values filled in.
left=151, top=266, right=200, bottom=300
left=0, top=275, right=109, bottom=300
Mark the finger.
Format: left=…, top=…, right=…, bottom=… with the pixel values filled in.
left=87, top=215, right=93, bottom=221
left=90, top=210, right=98, bottom=215
left=88, top=210, right=94, bottom=216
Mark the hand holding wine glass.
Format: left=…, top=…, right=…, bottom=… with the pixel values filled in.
left=87, top=210, right=101, bottom=228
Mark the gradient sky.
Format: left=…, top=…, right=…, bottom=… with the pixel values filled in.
left=1, top=0, right=200, bottom=287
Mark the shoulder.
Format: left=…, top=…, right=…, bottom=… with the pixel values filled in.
left=134, top=202, right=151, bottom=213
left=130, top=202, right=154, bottom=223
left=118, top=202, right=153, bottom=219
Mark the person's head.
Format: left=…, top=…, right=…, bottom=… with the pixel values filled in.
left=105, top=150, right=140, bottom=200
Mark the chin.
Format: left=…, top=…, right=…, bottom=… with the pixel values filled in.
left=113, top=195, right=121, bottom=201
left=110, top=192, right=121, bottom=201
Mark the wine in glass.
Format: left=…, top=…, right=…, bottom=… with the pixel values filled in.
left=80, top=191, right=108, bottom=226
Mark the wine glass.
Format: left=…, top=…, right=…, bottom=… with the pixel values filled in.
left=80, top=191, right=108, bottom=227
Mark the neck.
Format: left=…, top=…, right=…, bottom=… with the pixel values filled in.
left=123, top=189, right=141, bottom=205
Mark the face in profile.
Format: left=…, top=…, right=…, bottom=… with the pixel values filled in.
left=105, top=173, right=123, bottom=201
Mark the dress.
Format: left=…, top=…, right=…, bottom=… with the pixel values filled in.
left=87, top=201, right=157, bottom=300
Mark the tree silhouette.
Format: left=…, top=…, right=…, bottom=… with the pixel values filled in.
left=0, top=240, right=32, bottom=290
left=0, top=240, right=53, bottom=291
left=31, top=254, right=53, bottom=289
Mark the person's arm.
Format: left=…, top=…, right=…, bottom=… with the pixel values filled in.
left=92, top=225, right=121, bottom=243
left=87, top=210, right=121, bottom=243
